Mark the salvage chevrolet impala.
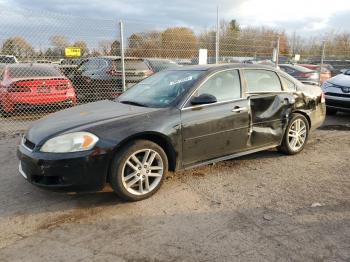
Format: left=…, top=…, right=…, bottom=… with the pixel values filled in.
left=17, top=64, right=326, bottom=201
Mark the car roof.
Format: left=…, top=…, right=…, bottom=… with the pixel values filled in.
left=4, top=63, right=57, bottom=68
left=89, top=56, right=144, bottom=60
left=169, top=63, right=278, bottom=72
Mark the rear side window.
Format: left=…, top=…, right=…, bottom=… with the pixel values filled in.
left=280, top=76, right=296, bottom=91
left=195, top=70, right=241, bottom=102
left=9, top=66, right=63, bottom=78
left=244, top=70, right=282, bottom=92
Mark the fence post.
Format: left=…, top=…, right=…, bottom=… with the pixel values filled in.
left=215, top=6, right=219, bottom=64
left=119, top=20, right=126, bottom=92
left=275, top=35, right=280, bottom=68
left=319, top=40, right=326, bottom=86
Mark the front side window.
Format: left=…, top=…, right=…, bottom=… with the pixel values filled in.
left=194, top=70, right=241, bottom=102
left=244, top=69, right=282, bottom=92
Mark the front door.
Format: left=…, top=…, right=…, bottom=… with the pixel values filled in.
left=181, top=69, right=250, bottom=166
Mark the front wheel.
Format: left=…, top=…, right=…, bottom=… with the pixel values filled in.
left=278, top=114, right=309, bottom=155
left=110, top=140, right=168, bottom=201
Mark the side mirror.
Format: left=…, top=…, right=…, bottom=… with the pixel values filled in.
left=191, top=93, right=217, bottom=105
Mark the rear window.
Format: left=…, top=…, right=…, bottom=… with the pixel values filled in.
left=0, top=56, right=16, bottom=63
left=9, top=66, right=63, bottom=78
left=114, top=60, right=149, bottom=71
left=79, top=59, right=109, bottom=72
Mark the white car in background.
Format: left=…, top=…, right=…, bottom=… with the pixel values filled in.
left=322, top=69, right=350, bottom=114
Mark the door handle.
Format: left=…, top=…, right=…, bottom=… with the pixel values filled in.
left=232, top=107, right=247, bottom=113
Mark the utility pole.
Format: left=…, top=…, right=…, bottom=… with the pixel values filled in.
left=319, top=40, right=326, bottom=86
left=215, top=6, right=219, bottom=64
left=119, top=20, right=126, bottom=92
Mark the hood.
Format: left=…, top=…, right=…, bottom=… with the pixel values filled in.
left=26, top=100, right=158, bottom=144
left=328, top=74, right=350, bottom=87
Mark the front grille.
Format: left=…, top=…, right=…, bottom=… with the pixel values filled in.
left=23, top=137, right=36, bottom=151
left=325, top=92, right=350, bottom=98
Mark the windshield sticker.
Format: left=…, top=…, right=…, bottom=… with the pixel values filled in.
left=169, top=76, right=193, bottom=86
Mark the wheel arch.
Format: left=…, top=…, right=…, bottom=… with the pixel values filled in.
left=292, top=110, right=312, bottom=128
left=108, top=132, right=177, bottom=179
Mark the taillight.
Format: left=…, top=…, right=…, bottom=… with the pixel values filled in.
left=299, top=73, right=312, bottom=78
left=7, top=82, right=31, bottom=93
left=107, top=69, right=122, bottom=76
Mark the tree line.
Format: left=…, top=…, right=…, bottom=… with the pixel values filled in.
left=1, top=20, right=350, bottom=61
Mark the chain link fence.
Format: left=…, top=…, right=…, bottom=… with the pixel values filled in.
left=0, top=9, right=349, bottom=134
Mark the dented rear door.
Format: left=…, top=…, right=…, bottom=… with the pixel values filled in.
left=248, top=93, right=294, bottom=148
left=242, top=69, right=294, bottom=148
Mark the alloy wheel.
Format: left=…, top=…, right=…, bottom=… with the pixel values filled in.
left=287, top=118, right=307, bottom=151
left=121, top=149, right=164, bottom=196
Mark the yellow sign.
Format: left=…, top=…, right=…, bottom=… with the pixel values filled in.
left=65, top=47, right=81, bottom=57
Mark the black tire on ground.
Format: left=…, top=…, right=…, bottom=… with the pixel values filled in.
left=278, top=113, right=310, bottom=155
left=326, top=107, right=337, bottom=115
left=109, top=139, right=168, bottom=201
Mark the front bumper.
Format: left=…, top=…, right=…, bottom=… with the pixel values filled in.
left=17, top=145, right=111, bottom=191
left=325, top=96, right=350, bottom=112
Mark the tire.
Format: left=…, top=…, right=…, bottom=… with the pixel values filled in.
left=326, top=107, right=337, bottom=115
left=278, top=113, right=309, bottom=155
left=110, top=139, right=168, bottom=201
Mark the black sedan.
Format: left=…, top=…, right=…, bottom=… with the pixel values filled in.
left=279, top=64, right=320, bottom=85
left=17, top=64, right=326, bottom=201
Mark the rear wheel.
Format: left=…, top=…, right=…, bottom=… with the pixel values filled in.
left=278, top=114, right=309, bottom=155
left=110, top=140, right=168, bottom=201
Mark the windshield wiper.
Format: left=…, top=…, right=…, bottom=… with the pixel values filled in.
left=119, top=100, right=149, bottom=107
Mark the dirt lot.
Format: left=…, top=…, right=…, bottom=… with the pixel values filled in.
left=0, top=113, right=349, bottom=262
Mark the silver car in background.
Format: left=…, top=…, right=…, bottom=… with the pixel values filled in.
left=322, top=69, right=350, bottom=114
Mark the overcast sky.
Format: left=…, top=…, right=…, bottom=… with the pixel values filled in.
left=0, top=0, right=349, bottom=49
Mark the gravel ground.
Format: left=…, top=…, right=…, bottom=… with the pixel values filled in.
left=0, top=113, right=349, bottom=261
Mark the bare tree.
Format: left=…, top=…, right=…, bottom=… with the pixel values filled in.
left=1, top=37, right=34, bottom=59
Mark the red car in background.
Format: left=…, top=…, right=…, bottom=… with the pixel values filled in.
left=299, top=64, right=332, bottom=85
left=0, top=63, right=76, bottom=116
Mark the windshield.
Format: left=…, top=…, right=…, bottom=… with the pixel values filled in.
left=118, top=70, right=205, bottom=108
left=345, top=69, right=350, bottom=75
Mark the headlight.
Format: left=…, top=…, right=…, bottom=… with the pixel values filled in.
left=322, top=81, right=335, bottom=89
left=40, top=132, right=99, bottom=153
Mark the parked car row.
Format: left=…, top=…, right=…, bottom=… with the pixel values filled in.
left=0, top=58, right=180, bottom=116
left=0, top=63, right=76, bottom=116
